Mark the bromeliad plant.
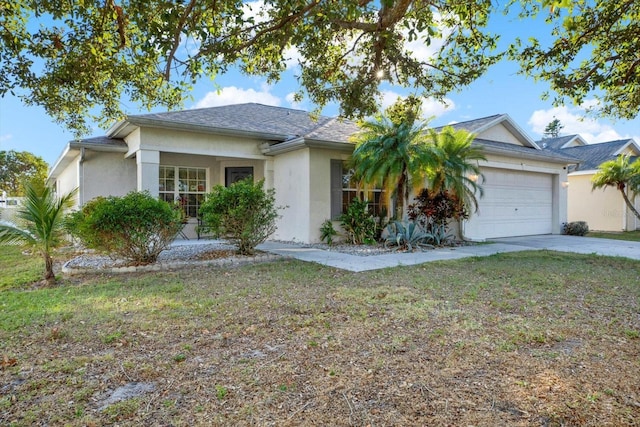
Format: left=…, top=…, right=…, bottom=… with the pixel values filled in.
left=383, top=220, right=432, bottom=252
left=0, top=182, right=77, bottom=286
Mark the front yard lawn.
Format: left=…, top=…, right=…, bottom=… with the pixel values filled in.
left=588, top=230, right=640, bottom=242
left=1, top=247, right=639, bottom=426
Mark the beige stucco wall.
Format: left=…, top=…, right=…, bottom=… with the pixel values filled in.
left=309, top=148, right=353, bottom=243
left=81, top=150, right=137, bottom=204
left=135, top=127, right=267, bottom=159
left=568, top=172, right=635, bottom=231
left=272, top=148, right=311, bottom=242
left=272, top=147, right=352, bottom=243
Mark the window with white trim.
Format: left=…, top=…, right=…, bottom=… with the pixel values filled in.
left=159, top=166, right=207, bottom=218
left=330, top=160, right=386, bottom=219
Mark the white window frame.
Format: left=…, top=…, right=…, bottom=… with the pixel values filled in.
left=159, top=165, right=208, bottom=218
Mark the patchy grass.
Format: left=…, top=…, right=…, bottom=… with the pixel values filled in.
left=0, top=246, right=42, bottom=290
left=1, top=251, right=639, bottom=426
left=588, top=230, right=640, bottom=242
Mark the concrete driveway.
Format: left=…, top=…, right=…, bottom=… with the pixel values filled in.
left=490, top=235, right=640, bottom=260
left=259, top=235, right=640, bottom=272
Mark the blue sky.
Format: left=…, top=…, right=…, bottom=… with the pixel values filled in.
left=0, top=3, right=638, bottom=167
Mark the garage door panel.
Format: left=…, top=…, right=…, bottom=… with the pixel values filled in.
left=466, top=169, right=553, bottom=239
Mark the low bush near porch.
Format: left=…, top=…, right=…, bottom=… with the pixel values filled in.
left=65, top=191, right=182, bottom=264
left=199, top=178, right=281, bottom=255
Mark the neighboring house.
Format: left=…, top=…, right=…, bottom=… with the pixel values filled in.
left=48, top=104, right=573, bottom=243
left=541, top=135, right=640, bottom=232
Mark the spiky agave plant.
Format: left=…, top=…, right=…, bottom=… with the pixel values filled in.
left=0, top=182, right=77, bottom=286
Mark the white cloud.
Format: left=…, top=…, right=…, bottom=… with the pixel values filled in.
left=402, top=13, right=449, bottom=64
left=422, top=97, right=455, bottom=118
left=379, top=90, right=455, bottom=119
left=194, top=86, right=281, bottom=108
left=285, top=92, right=305, bottom=110
left=528, top=104, right=632, bottom=144
left=0, top=134, right=12, bottom=143
left=243, top=0, right=268, bottom=22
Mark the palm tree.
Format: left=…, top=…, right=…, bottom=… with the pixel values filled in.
left=592, top=154, right=640, bottom=221
left=351, top=115, right=433, bottom=220
left=427, top=126, right=486, bottom=213
left=0, top=182, right=77, bottom=286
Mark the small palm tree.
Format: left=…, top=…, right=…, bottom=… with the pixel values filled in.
left=0, top=182, right=77, bottom=286
left=592, top=154, right=640, bottom=221
left=351, top=116, right=434, bottom=219
left=427, top=126, right=486, bottom=213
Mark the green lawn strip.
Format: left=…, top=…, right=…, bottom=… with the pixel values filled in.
left=0, top=245, right=42, bottom=290
left=1, top=253, right=638, bottom=426
left=587, top=230, right=640, bottom=242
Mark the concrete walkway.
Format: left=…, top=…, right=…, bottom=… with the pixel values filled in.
left=256, top=235, right=640, bottom=272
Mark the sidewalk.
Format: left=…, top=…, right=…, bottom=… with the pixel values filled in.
left=258, top=235, right=640, bottom=272
left=256, top=240, right=531, bottom=272
left=173, top=235, right=640, bottom=272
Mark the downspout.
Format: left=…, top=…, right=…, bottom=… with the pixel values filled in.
left=79, top=147, right=85, bottom=206
left=622, top=189, right=628, bottom=231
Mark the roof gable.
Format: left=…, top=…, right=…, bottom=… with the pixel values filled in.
left=538, top=134, right=588, bottom=150
left=445, top=114, right=540, bottom=148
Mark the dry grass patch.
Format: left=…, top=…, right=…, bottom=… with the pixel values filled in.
left=1, top=250, right=639, bottom=426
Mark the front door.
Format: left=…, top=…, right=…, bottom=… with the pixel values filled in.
left=225, top=167, right=254, bottom=187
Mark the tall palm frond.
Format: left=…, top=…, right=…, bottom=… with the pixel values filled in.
left=592, top=154, right=640, bottom=221
left=427, top=126, right=485, bottom=212
left=351, top=116, right=434, bottom=219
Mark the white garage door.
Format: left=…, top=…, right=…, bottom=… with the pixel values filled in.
left=465, top=168, right=553, bottom=239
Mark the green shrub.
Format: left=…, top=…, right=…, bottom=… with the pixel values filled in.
left=339, top=198, right=377, bottom=245
left=563, top=221, right=589, bottom=236
left=198, top=178, right=281, bottom=255
left=320, top=219, right=338, bottom=245
left=65, top=191, right=182, bottom=264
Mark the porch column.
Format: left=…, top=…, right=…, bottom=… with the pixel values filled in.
left=552, top=171, right=569, bottom=235
left=136, top=149, right=160, bottom=196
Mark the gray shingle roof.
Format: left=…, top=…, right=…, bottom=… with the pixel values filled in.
left=87, top=105, right=580, bottom=166
left=127, top=103, right=359, bottom=142
left=558, top=139, right=637, bottom=170
left=73, top=136, right=127, bottom=149
left=537, top=135, right=581, bottom=150
left=474, top=139, right=579, bottom=164
left=441, top=114, right=504, bottom=133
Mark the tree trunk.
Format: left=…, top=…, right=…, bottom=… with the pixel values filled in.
left=44, top=253, right=56, bottom=286
left=620, top=188, right=640, bottom=222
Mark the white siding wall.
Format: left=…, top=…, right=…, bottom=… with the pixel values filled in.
left=56, top=155, right=81, bottom=209
left=477, top=124, right=524, bottom=145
